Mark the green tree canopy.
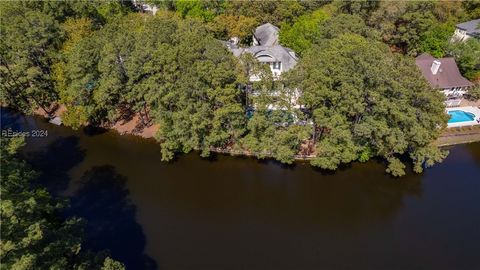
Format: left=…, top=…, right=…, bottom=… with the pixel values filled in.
left=368, top=1, right=437, bottom=55
left=174, top=0, right=216, bottom=22
left=419, top=23, right=455, bottom=58
left=152, top=18, right=246, bottom=159
left=336, top=0, right=380, bottom=19
left=279, top=8, right=331, bottom=55
left=61, top=13, right=146, bottom=127
left=0, top=4, right=62, bottom=115
left=210, top=14, right=258, bottom=44
left=318, top=13, right=380, bottom=40
left=61, top=12, right=247, bottom=158
left=288, top=34, right=448, bottom=176
left=447, top=38, right=480, bottom=81
left=222, top=0, right=325, bottom=26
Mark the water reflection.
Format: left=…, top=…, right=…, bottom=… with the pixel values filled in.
left=2, top=109, right=156, bottom=269
left=147, top=155, right=423, bottom=229
left=2, top=108, right=480, bottom=270
left=82, top=125, right=108, bottom=137
left=67, top=166, right=157, bottom=270
left=26, top=136, right=85, bottom=194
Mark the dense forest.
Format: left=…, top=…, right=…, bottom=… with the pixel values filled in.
left=0, top=137, right=125, bottom=269
left=1, top=0, right=480, bottom=176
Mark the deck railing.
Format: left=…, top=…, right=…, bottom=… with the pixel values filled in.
left=445, top=99, right=462, bottom=107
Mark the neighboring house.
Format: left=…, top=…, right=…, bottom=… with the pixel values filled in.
left=451, top=19, right=480, bottom=42
left=415, top=53, right=474, bottom=106
left=222, top=23, right=298, bottom=81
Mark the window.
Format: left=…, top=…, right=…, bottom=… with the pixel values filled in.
left=272, top=62, right=281, bottom=70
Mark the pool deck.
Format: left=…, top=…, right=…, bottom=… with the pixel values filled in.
left=446, top=106, right=480, bottom=128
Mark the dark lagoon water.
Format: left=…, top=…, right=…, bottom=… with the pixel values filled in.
left=2, top=108, right=480, bottom=270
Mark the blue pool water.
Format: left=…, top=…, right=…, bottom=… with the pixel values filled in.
left=448, top=110, right=476, bottom=123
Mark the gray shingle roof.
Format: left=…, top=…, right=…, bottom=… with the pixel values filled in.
left=415, top=53, right=473, bottom=89
left=220, top=23, right=298, bottom=72
left=244, top=45, right=298, bottom=72
left=253, top=23, right=279, bottom=46
left=218, top=39, right=244, bottom=57
left=221, top=44, right=298, bottom=72
left=456, top=19, right=480, bottom=37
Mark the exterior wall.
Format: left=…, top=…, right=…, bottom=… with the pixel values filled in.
left=268, top=61, right=282, bottom=77
left=248, top=61, right=283, bottom=81
left=249, top=86, right=303, bottom=114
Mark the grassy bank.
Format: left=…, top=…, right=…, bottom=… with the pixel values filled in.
left=436, top=125, right=480, bottom=146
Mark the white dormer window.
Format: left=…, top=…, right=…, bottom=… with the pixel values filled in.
left=272, top=62, right=281, bottom=70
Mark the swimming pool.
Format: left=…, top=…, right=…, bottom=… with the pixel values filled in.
left=448, top=110, right=476, bottom=123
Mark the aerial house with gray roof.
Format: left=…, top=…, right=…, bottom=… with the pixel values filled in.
left=221, top=23, right=303, bottom=122
left=222, top=23, right=298, bottom=81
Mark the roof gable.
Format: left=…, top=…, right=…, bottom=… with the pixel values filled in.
left=253, top=23, right=280, bottom=46
left=220, top=23, right=298, bottom=72
left=245, top=45, right=298, bottom=71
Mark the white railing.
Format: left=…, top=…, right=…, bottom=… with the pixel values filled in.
left=445, top=99, right=462, bottom=107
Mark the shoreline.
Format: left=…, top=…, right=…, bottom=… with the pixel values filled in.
left=435, top=125, right=480, bottom=147
left=33, top=105, right=159, bottom=139
left=30, top=107, right=480, bottom=159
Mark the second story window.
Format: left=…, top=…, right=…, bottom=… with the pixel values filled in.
left=272, top=62, right=281, bottom=70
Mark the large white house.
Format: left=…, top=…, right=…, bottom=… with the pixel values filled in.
left=451, top=19, right=480, bottom=42
left=222, top=23, right=303, bottom=122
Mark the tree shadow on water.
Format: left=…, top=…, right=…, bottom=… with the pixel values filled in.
left=66, top=165, right=158, bottom=270
left=82, top=125, right=108, bottom=136
left=26, top=136, right=85, bottom=195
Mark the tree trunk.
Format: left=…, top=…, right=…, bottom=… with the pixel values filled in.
left=138, top=110, right=147, bottom=126
left=34, top=99, right=51, bottom=118
left=143, top=102, right=150, bottom=123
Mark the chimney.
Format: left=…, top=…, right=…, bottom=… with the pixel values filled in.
left=431, top=60, right=441, bottom=75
